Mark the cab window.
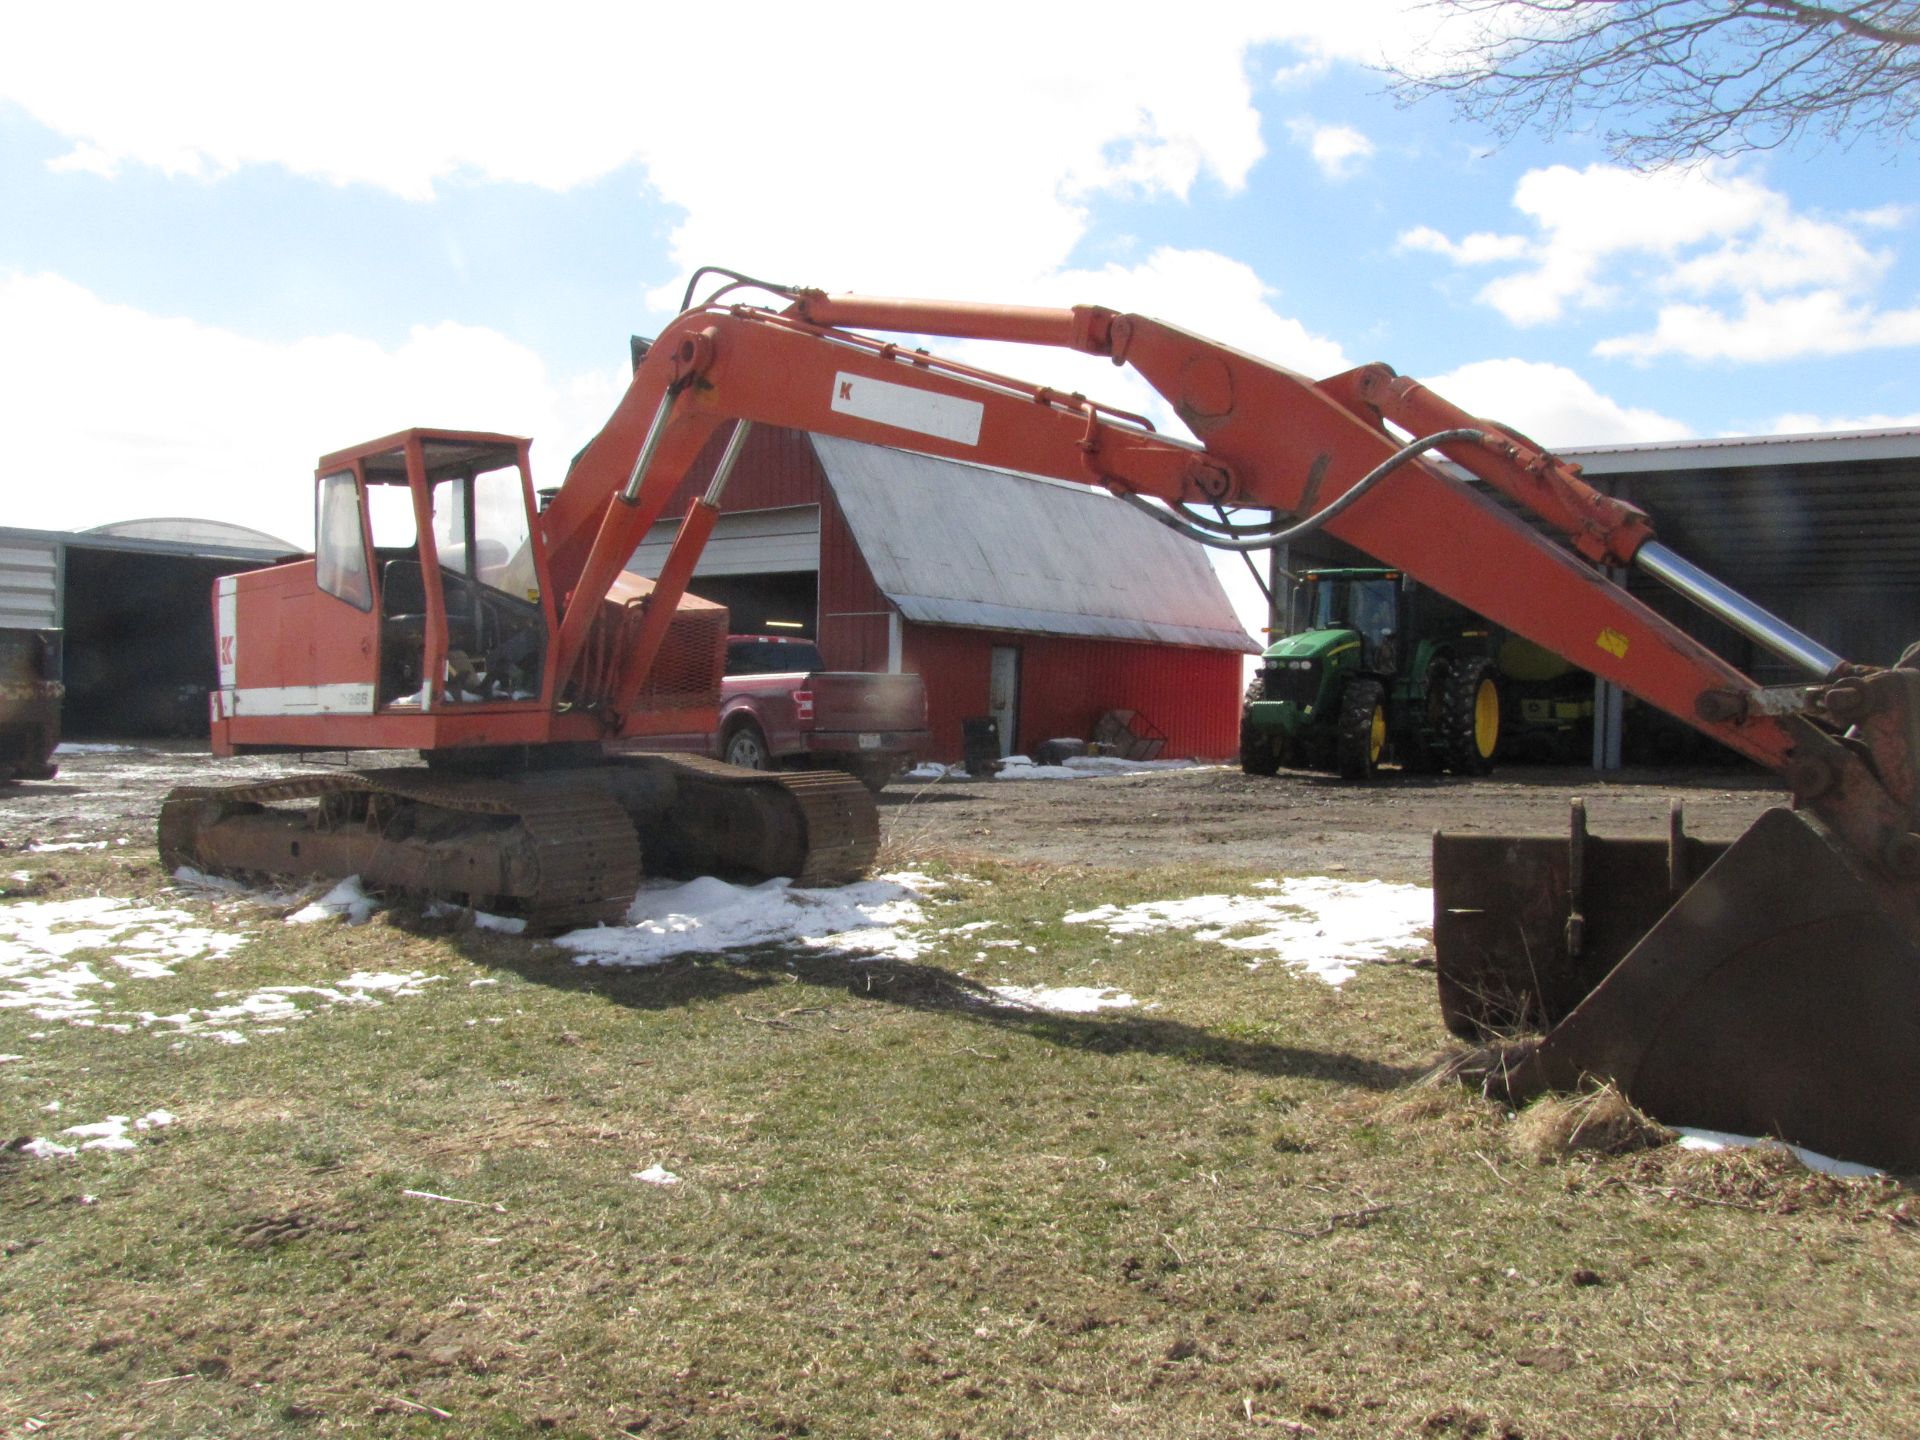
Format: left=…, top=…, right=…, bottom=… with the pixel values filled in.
left=315, top=472, right=373, bottom=611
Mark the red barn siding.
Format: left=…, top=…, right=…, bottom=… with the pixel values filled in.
left=904, top=625, right=1240, bottom=762
left=658, top=425, right=827, bottom=516
left=818, top=483, right=894, bottom=668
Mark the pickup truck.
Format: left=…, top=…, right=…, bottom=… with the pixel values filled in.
left=648, top=634, right=929, bottom=792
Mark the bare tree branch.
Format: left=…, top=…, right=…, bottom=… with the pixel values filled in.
left=1388, top=1, right=1920, bottom=168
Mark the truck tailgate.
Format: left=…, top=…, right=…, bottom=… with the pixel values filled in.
left=806, top=672, right=926, bottom=732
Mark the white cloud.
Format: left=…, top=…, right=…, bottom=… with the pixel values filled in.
left=1598, top=292, right=1920, bottom=362
left=1402, top=161, right=1917, bottom=361
left=0, top=6, right=1451, bottom=312
left=0, top=272, right=627, bottom=543
left=1420, top=358, right=1692, bottom=446
left=1766, top=410, right=1920, bottom=434
left=1396, top=225, right=1531, bottom=265
left=1288, top=120, right=1375, bottom=180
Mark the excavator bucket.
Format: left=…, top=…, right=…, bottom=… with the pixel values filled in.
left=1435, top=804, right=1920, bottom=1175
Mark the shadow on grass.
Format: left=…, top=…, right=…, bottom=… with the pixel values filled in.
left=449, top=930, right=1419, bottom=1092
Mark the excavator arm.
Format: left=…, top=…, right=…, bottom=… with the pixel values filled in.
left=535, top=279, right=1920, bottom=1172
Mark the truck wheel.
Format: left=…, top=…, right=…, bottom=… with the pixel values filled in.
left=1336, top=677, right=1388, bottom=781
left=722, top=720, right=771, bottom=771
left=1443, top=656, right=1500, bottom=775
left=1239, top=679, right=1283, bottom=776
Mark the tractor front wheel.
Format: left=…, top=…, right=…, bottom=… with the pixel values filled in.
left=1443, top=657, right=1501, bottom=775
left=1336, top=677, right=1388, bottom=781
left=1239, top=679, right=1286, bottom=776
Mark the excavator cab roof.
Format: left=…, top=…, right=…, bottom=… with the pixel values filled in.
left=316, top=428, right=529, bottom=485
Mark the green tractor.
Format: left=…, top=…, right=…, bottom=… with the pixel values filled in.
left=1240, top=567, right=1502, bottom=780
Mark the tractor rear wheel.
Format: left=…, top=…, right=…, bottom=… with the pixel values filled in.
left=1443, top=656, right=1500, bottom=775
left=1336, top=677, right=1388, bottom=781
left=1238, top=679, right=1285, bottom=776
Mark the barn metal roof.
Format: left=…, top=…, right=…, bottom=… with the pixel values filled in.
left=810, top=435, right=1259, bottom=653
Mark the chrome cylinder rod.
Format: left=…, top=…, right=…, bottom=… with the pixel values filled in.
left=702, top=420, right=754, bottom=507
left=1635, top=541, right=1844, bottom=680
left=617, top=388, right=679, bottom=505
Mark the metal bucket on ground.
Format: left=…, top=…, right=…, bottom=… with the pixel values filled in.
left=1435, top=802, right=1920, bottom=1175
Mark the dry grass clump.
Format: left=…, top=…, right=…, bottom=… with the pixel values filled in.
left=1510, top=1083, right=1674, bottom=1162
left=1616, top=1144, right=1920, bottom=1222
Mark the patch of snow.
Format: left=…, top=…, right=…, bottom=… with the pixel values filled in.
left=425, top=901, right=527, bottom=933
left=170, top=866, right=254, bottom=897
left=0, top=1053, right=22, bottom=1064
left=53, top=742, right=136, bottom=754
left=1673, top=1127, right=1885, bottom=1179
left=469, top=977, right=501, bottom=987
left=994, top=755, right=1206, bottom=782
left=28, top=840, right=108, bottom=853
left=556, top=874, right=928, bottom=968
left=902, top=762, right=962, bottom=781
left=633, top=1164, right=681, bottom=1185
left=17, top=1108, right=177, bottom=1160
left=341, top=972, right=440, bottom=996
left=1063, top=875, right=1431, bottom=986
left=988, top=984, right=1136, bottom=1013
left=0, top=895, right=251, bottom=1023
left=286, top=877, right=379, bottom=925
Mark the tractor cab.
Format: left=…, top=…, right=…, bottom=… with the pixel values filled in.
left=1299, top=568, right=1403, bottom=673
left=312, top=430, right=555, bottom=711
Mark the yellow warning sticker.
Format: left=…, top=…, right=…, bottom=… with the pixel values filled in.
left=1596, top=627, right=1630, bottom=660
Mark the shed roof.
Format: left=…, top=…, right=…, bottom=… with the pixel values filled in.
left=811, top=435, right=1258, bottom=653
left=1556, top=427, right=1920, bottom=591
left=82, top=517, right=298, bottom=553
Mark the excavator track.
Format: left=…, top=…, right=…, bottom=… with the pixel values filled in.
left=157, top=756, right=879, bottom=934
left=634, top=753, right=879, bottom=887
left=159, top=770, right=645, bottom=933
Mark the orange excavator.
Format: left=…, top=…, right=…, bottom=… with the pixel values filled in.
left=161, top=269, right=1920, bottom=1171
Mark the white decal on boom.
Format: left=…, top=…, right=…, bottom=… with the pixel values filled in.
left=830, top=372, right=983, bottom=447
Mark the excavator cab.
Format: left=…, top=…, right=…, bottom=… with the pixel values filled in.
left=312, top=433, right=553, bottom=712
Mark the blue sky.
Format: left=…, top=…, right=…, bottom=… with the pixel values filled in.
left=2, top=3, right=1914, bottom=636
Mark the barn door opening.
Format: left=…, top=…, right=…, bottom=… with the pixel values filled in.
left=988, top=645, right=1020, bottom=758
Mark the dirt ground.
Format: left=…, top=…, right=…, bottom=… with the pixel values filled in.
left=2, top=741, right=1782, bottom=885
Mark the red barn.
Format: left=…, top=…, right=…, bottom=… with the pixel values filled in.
left=627, top=427, right=1259, bottom=764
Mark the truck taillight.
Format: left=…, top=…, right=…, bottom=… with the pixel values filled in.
left=792, top=690, right=814, bottom=722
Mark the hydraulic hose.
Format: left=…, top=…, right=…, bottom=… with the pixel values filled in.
left=1120, top=427, right=1490, bottom=552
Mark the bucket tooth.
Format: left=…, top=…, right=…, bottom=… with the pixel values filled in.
left=1434, top=800, right=1729, bottom=1036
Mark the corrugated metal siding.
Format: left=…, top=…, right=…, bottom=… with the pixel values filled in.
left=814, top=434, right=1258, bottom=653
left=905, top=624, right=1241, bottom=762
left=630, top=505, right=820, bottom=577
left=0, top=533, right=62, bottom=629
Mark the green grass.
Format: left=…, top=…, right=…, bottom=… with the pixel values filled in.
left=1, top=847, right=1915, bottom=1438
